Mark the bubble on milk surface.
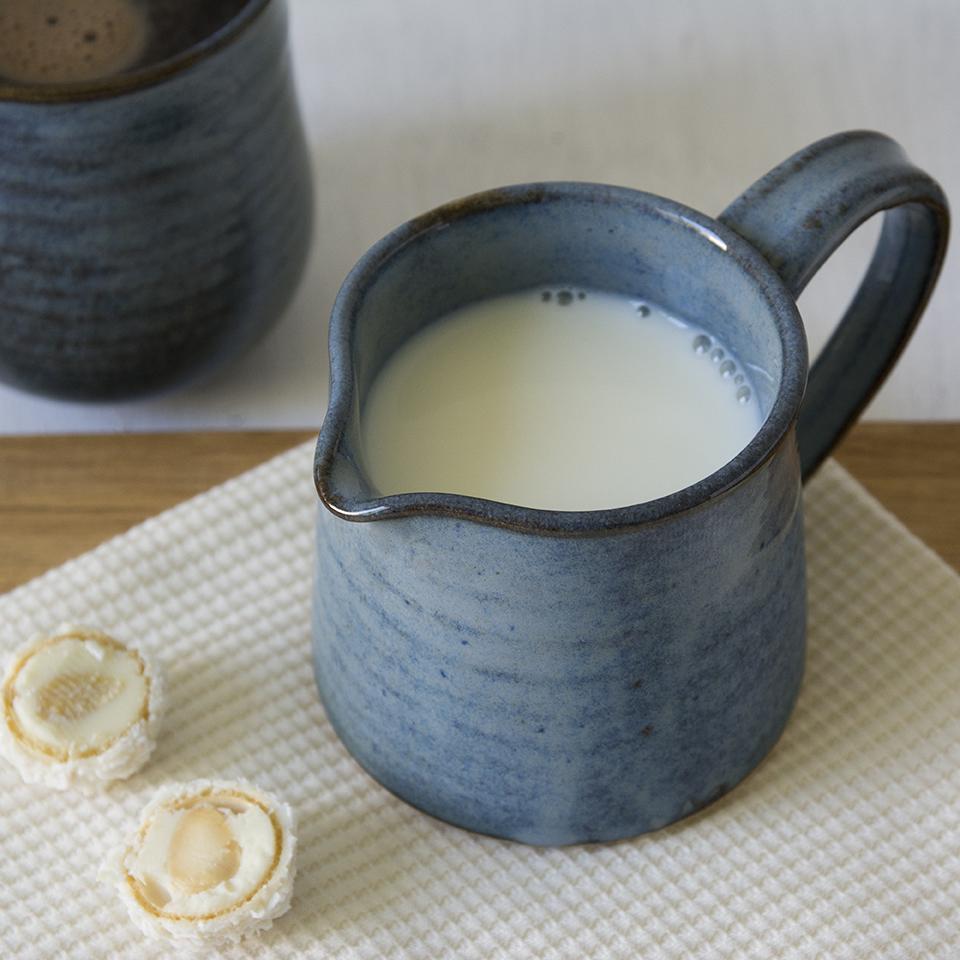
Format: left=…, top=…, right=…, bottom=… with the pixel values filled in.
left=537, top=293, right=757, bottom=413
left=541, top=288, right=588, bottom=305
left=689, top=331, right=761, bottom=408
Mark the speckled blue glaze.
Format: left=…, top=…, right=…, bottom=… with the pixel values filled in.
left=0, top=0, right=311, bottom=400
left=314, top=132, right=947, bottom=845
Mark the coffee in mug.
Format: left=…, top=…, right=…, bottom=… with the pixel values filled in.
left=0, top=0, right=249, bottom=86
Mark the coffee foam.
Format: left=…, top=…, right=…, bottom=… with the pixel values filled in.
left=0, top=0, right=150, bottom=85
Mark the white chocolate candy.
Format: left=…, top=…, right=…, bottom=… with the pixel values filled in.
left=0, top=625, right=162, bottom=789
left=106, top=780, right=297, bottom=944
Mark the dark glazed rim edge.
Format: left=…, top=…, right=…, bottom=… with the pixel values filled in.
left=0, top=0, right=272, bottom=103
left=315, top=181, right=809, bottom=537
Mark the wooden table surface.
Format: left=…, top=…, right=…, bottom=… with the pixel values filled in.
left=0, top=423, right=958, bottom=595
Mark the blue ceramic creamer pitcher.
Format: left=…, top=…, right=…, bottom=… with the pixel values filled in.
left=313, top=131, right=948, bottom=845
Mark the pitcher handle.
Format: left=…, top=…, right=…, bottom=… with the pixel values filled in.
left=718, top=130, right=949, bottom=480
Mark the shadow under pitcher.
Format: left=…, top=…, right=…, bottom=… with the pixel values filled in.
left=0, top=0, right=312, bottom=400
left=313, top=131, right=948, bottom=846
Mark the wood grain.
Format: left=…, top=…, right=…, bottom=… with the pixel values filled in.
left=0, top=431, right=313, bottom=596
left=833, top=422, right=960, bottom=568
left=0, top=424, right=957, bottom=595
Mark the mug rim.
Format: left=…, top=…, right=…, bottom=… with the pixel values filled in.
left=0, top=0, right=271, bottom=104
left=316, top=182, right=809, bottom=535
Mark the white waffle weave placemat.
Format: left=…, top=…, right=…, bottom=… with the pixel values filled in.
left=1, top=444, right=958, bottom=960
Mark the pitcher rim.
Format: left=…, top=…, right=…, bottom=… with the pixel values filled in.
left=315, top=181, right=808, bottom=536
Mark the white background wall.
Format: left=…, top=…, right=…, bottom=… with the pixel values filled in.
left=1, top=0, right=957, bottom=433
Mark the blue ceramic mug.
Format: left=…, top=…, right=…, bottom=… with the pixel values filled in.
left=0, top=0, right=311, bottom=400
left=313, top=131, right=948, bottom=845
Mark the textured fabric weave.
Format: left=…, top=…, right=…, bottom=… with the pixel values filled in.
left=0, top=444, right=957, bottom=959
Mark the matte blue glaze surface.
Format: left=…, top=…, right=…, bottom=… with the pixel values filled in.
left=0, top=0, right=312, bottom=400
left=314, top=132, right=947, bottom=845
left=314, top=442, right=805, bottom=844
